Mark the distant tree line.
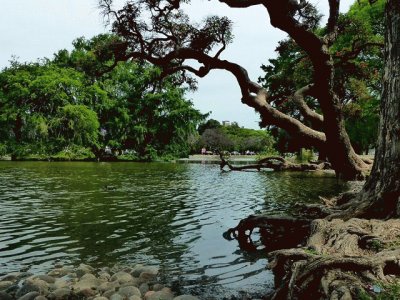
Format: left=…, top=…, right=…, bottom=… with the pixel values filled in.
left=195, top=119, right=276, bottom=154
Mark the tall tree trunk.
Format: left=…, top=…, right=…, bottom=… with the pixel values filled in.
left=311, top=42, right=367, bottom=181
left=336, top=0, right=400, bottom=218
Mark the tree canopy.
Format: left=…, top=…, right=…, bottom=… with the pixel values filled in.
left=0, top=35, right=206, bottom=161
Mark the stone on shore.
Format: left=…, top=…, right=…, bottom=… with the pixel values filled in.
left=118, top=286, right=141, bottom=298
left=110, top=272, right=134, bottom=284
left=0, top=281, right=14, bottom=290
left=131, top=266, right=158, bottom=278
left=173, top=296, right=200, bottom=300
left=0, top=291, right=13, bottom=300
left=47, top=288, right=71, bottom=300
left=17, top=291, right=40, bottom=300
left=2, top=264, right=199, bottom=300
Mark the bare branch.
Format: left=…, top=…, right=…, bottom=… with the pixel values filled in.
left=292, top=84, right=324, bottom=128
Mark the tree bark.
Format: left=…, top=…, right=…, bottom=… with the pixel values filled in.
left=327, top=0, right=400, bottom=219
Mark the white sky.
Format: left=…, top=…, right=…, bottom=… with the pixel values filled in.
left=0, top=0, right=353, bottom=129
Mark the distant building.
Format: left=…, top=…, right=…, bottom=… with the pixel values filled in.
left=222, top=120, right=231, bottom=126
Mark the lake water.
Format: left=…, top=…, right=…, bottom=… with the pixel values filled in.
left=0, top=162, right=348, bottom=299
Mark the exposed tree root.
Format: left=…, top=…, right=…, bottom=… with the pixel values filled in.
left=225, top=212, right=400, bottom=299
left=219, top=154, right=332, bottom=172
left=268, top=218, right=400, bottom=300
left=223, top=215, right=312, bottom=251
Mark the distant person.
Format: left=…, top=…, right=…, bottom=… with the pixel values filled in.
left=201, top=147, right=206, bottom=155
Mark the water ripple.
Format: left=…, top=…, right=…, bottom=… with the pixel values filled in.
left=0, top=161, right=348, bottom=299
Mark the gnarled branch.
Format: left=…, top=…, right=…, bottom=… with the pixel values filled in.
left=292, top=84, right=324, bottom=128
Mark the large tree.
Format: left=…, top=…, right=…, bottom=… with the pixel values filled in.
left=330, top=0, right=400, bottom=218
left=98, top=0, right=381, bottom=179
left=224, top=2, right=400, bottom=297
left=259, top=1, right=384, bottom=156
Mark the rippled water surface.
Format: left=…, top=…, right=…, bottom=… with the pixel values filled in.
left=0, top=162, right=348, bottom=298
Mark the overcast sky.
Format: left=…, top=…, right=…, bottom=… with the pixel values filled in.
left=1, top=0, right=353, bottom=129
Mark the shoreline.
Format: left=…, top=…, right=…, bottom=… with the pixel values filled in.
left=0, top=263, right=200, bottom=300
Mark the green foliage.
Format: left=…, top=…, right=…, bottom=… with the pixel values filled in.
left=0, top=35, right=206, bottom=161
left=295, top=149, right=316, bottom=163
left=51, top=146, right=96, bottom=161
left=51, top=104, right=100, bottom=149
left=376, top=282, right=400, bottom=300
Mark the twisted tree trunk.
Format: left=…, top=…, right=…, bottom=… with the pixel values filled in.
left=327, top=0, right=400, bottom=219
left=225, top=2, right=400, bottom=298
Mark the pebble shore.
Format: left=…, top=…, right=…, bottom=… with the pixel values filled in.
left=0, top=264, right=199, bottom=300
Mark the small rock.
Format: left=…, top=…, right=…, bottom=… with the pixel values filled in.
left=128, top=296, right=142, bottom=300
left=98, top=281, right=119, bottom=293
left=93, top=297, right=109, bottom=300
left=119, top=286, right=141, bottom=298
left=161, top=287, right=172, bottom=294
left=16, top=283, right=40, bottom=298
left=173, top=296, right=200, bottom=300
left=77, top=288, right=97, bottom=298
left=5, top=284, right=19, bottom=295
left=103, top=289, right=116, bottom=298
left=100, top=267, right=111, bottom=274
left=47, top=288, right=71, bottom=300
left=109, top=293, right=124, bottom=300
left=0, top=291, right=13, bottom=300
left=144, top=291, right=155, bottom=299
left=51, top=278, right=69, bottom=290
left=152, top=284, right=164, bottom=292
left=54, top=262, right=63, bottom=269
left=34, top=296, right=47, bottom=300
left=17, top=291, right=40, bottom=300
left=0, top=281, right=14, bottom=290
left=146, top=290, right=174, bottom=300
left=110, top=272, right=134, bottom=284
left=80, top=273, right=97, bottom=281
left=131, top=265, right=158, bottom=278
left=33, top=275, right=55, bottom=284
left=139, top=283, right=149, bottom=295
left=73, top=276, right=102, bottom=291
left=76, top=264, right=94, bottom=278
left=47, top=269, right=70, bottom=278
left=1, top=273, right=20, bottom=282
left=139, top=272, right=157, bottom=283
left=120, top=278, right=140, bottom=288
left=98, top=272, right=111, bottom=281
left=27, top=279, right=49, bottom=295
